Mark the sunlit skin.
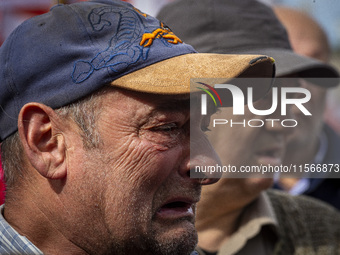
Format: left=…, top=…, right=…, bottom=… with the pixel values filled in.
left=4, top=88, right=219, bottom=255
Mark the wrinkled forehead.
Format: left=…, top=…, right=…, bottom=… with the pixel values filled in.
left=100, top=87, right=192, bottom=117
left=117, top=87, right=191, bottom=108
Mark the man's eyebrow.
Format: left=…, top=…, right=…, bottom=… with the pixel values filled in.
left=153, top=98, right=191, bottom=112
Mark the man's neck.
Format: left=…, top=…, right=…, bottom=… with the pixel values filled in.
left=4, top=190, right=89, bottom=255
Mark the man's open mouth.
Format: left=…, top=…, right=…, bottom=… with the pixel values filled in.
left=156, top=199, right=195, bottom=219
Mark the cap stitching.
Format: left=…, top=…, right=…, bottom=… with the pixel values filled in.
left=71, top=7, right=149, bottom=84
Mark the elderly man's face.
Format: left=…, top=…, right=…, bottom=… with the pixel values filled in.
left=208, top=86, right=293, bottom=170
left=199, top=83, right=296, bottom=208
left=61, top=88, right=218, bottom=254
left=284, top=79, right=327, bottom=164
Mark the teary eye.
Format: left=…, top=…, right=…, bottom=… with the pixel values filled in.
left=151, top=123, right=178, bottom=132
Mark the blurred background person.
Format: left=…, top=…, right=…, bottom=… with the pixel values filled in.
left=158, top=0, right=340, bottom=254
left=273, top=6, right=340, bottom=210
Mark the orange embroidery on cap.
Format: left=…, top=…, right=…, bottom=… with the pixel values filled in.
left=134, top=7, right=148, bottom=17
left=140, top=22, right=183, bottom=47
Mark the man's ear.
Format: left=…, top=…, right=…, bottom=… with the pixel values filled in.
left=18, top=103, right=67, bottom=179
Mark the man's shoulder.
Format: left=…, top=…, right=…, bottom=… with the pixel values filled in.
left=266, top=189, right=340, bottom=254
left=266, top=188, right=340, bottom=221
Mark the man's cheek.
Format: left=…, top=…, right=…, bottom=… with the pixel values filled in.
left=112, top=141, right=171, bottom=184
left=139, top=128, right=183, bottom=150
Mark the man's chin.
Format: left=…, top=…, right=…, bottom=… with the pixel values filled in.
left=107, top=223, right=197, bottom=255
left=150, top=221, right=198, bottom=255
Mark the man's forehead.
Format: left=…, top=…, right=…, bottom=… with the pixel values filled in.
left=108, top=88, right=191, bottom=113
left=151, top=94, right=191, bottom=112
left=135, top=92, right=191, bottom=120
left=120, top=88, right=191, bottom=106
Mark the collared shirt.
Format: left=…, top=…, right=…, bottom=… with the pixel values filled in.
left=0, top=205, right=43, bottom=255
left=196, top=192, right=279, bottom=255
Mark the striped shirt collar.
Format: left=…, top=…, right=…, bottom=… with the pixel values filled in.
left=0, top=204, right=43, bottom=255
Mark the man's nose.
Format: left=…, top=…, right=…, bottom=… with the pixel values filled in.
left=180, top=135, right=221, bottom=185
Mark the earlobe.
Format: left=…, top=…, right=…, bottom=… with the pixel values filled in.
left=18, top=103, right=67, bottom=179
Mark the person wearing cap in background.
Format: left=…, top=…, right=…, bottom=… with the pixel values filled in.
left=0, top=0, right=276, bottom=254
left=272, top=6, right=340, bottom=210
left=158, top=0, right=340, bottom=254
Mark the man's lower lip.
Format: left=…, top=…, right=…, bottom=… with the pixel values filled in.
left=257, top=155, right=282, bottom=165
left=156, top=206, right=194, bottom=220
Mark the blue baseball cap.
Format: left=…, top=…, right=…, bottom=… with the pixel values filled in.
left=0, top=0, right=275, bottom=142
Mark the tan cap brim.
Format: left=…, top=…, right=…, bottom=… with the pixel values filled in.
left=111, top=53, right=275, bottom=95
